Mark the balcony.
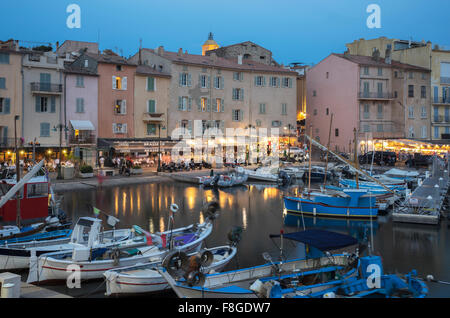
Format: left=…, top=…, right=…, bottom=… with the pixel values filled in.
left=358, top=92, right=393, bottom=100
left=68, top=133, right=96, bottom=145
left=432, top=115, right=450, bottom=124
left=0, top=137, right=19, bottom=149
left=432, top=97, right=450, bottom=105
left=30, top=82, right=63, bottom=95
left=142, top=112, right=165, bottom=123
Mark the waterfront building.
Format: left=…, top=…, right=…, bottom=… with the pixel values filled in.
left=0, top=40, right=23, bottom=161
left=346, top=37, right=450, bottom=142
left=306, top=52, right=430, bottom=153
left=128, top=44, right=297, bottom=160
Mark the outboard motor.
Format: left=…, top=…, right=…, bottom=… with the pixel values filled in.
left=279, top=170, right=291, bottom=186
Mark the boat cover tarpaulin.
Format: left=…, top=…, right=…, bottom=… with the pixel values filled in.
left=269, top=229, right=358, bottom=251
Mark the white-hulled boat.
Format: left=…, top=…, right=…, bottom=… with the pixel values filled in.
left=236, top=167, right=280, bottom=183
left=0, top=217, right=134, bottom=270
left=28, top=221, right=213, bottom=284
left=104, top=245, right=237, bottom=296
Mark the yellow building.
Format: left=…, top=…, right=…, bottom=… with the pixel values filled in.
left=202, top=32, right=219, bottom=56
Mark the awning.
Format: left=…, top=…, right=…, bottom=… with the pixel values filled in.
left=70, top=120, right=95, bottom=131
left=269, top=229, right=358, bottom=251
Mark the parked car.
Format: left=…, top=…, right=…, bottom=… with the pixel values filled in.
left=284, top=147, right=306, bottom=162
left=358, top=151, right=396, bottom=166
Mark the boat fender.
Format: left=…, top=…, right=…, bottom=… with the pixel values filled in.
left=111, top=248, right=120, bottom=266
left=162, top=250, right=188, bottom=277
left=186, top=271, right=205, bottom=287
left=323, top=292, right=336, bottom=298
left=227, top=226, right=243, bottom=246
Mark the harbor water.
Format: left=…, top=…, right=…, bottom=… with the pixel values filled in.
left=43, top=179, right=449, bottom=297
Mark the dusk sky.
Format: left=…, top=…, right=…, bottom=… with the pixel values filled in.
left=2, top=0, right=450, bottom=65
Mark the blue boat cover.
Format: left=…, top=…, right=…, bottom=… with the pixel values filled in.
left=269, top=229, right=358, bottom=251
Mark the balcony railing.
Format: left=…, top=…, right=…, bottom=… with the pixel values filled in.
left=433, top=97, right=450, bottom=104
left=432, top=115, right=450, bottom=123
left=358, top=92, right=393, bottom=99
left=68, top=134, right=96, bottom=145
left=30, top=82, right=63, bottom=94
left=0, top=137, right=19, bottom=148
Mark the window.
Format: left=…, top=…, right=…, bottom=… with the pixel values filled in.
left=377, top=82, right=383, bottom=97
left=178, top=96, right=191, bottom=111
left=114, top=100, right=127, bottom=115
left=233, top=110, right=243, bottom=122
left=408, top=106, right=414, bottom=118
left=27, top=183, right=48, bottom=198
left=363, top=82, right=369, bottom=97
left=363, top=104, right=370, bottom=119
left=38, top=96, right=48, bottom=112
left=421, top=86, right=426, bottom=98
left=214, top=98, right=224, bottom=112
left=233, top=72, right=243, bottom=81
left=335, top=128, right=339, bottom=137
left=199, top=75, right=207, bottom=88
left=377, top=104, right=383, bottom=119
left=313, top=109, right=317, bottom=116
left=0, top=77, right=6, bottom=89
left=146, top=123, right=156, bottom=135
left=272, top=120, right=282, bottom=127
left=377, top=67, right=382, bottom=76
left=363, top=124, right=370, bottom=132
left=147, top=100, right=156, bottom=113
left=421, top=106, right=427, bottom=118
left=0, top=53, right=9, bottom=64
left=76, top=76, right=84, bottom=87
left=326, top=108, right=329, bottom=115
left=76, top=98, right=84, bottom=113
left=408, top=126, right=415, bottom=138
left=112, top=76, right=127, bottom=90
left=256, top=120, right=261, bottom=127
left=313, top=90, right=317, bottom=97
left=0, top=98, right=10, bottom=114
left=409, top=72, right=414, bottom=79
left=116, top=65, right=122, bottom=71
left=84, top=59, right=89, bottom=68
left=255, top=76, right=265, bottom=87
left=282, top=103, right=287, bottom=115
left=179, top=73, right=191, bottom=87
left=147, top=77, right=155, bottom=91
left=40, top=123, right=50, bottom=137
left=408, top=85, right=414, bottom=98
left=282, top=77, right=292, bottom=88
left=214, top=76, right=224, bottom=89
left=259, top=103, right=266, bottom=114
left=421, top=126, right=427, bottom=138
left=394, top=91, right=398, bottom=98
left=394, top=71, right=398, bottom=78
left=421, top=73, right=427, bottom=80
left=113, top=123, right=127, bottom=134
left=434, top=126, right=439, bottom=138
left=326, top=72, right=329, bottom=79
left=377, top=124, right=383, bottom=132
left=363, top=66, right=369, bottom=75
left=200, top=97, right=208, bottom=112
left=232, top=88, right=244, bottom=100
left=270, top=77, right=279, bottom=87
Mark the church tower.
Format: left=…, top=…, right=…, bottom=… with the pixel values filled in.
left=202, top=32, right=219, bottom=56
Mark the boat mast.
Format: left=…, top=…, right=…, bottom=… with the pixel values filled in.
left=323, top=113, right=333, bottom=187
left=353, top=128, right=359, bottom=189
left=14, top=115, right=21, bottom=228
left=307, top=125, right=313, bottom=196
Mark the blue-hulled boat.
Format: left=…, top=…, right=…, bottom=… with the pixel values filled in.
left=270, top=255, right=428, bottom=298
left=284, top=188, right=378, bottom=219
left=339, top=178, right=406, bottom=192
left=158, top=229, right=361, bottom=298
left=0, top=228, right=72, bottom=245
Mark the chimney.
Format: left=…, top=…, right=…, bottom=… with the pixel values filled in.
left=237, top=54, right=243, bottom=65
left=184, top=50, right=188, bottom=55
left=177, top=48, right=183, bottom=56
left=371, top=48, right=380, bottom=61
left=157, top=46, right=164, bottom=56
left=385, top=44, right=392, bottom=64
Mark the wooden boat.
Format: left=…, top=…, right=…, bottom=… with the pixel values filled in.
left=0, top=217, right=134, bottom=271
left=28, top=221, right=213, bottom=283
left=0, top=229, right=72, bottom=245
left=284, top=188, right=378, bottom=219
left=104, top=245, right=237, bottom=296
left=159, top=229, right=360, bottom=298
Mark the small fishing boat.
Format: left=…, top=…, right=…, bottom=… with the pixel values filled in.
left=302, top=166, right=332, bottom=183
left=237, top=167, right=280, bottom=183
left=0, top=228, right=72, bottom=245
left=104, top=245, right=237, bottom=296
left=0, top=216, right=134, bottom=271
left=28, top=221, right=213, bottom=284
left=284, top=188, right=378, bottom=219
left=202, top=172, right=248, bottom=188
left=159, top=229, right=360, bottom=298
left=272, top=255, right=428, bottom=298
left=339, top=179, right=407, bottom=192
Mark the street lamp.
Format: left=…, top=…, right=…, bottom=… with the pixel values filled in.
left=52, top=124, right=69, bottom=179
left=157, top=124, right=166, bottom=172
left=14, top=115, right=21, bottom=228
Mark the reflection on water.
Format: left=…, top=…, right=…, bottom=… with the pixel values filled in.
left=59, top=181, right=450, bottom=297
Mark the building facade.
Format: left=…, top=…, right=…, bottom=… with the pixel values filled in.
left=306, top=53, right=431, bottom=153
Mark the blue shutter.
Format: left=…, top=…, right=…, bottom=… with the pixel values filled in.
left=179, top=73, right=183, bottom=86
left=35, top=96, right=40, bottom=112
left=0, top=77, right=5, bottom=89
left=4, top=98, right=10, bottom=114
left=187, top=74, right=192, bottom=87
left=50, top=96, right=56, bottom=113
left=178, top=96, right=182, bottom=110
left=207, top=98, right=211, bottom=112
left=434, top=86, right=438, bottom=103
left=2, top=127, right=7, bottom=145
left=240, top=88, right=244, bottom=101
left=220, top=99, right=224, bottom=112
left=188, top=98, right=192, bottom=111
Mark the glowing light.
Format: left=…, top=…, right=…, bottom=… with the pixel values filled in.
left=47, top=149, right=52, bottom=155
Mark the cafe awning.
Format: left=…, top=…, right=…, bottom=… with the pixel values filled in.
left=70, top=120, right=95, bottom=131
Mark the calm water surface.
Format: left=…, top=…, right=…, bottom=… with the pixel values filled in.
left=54, top=180, right=449, bottom=298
